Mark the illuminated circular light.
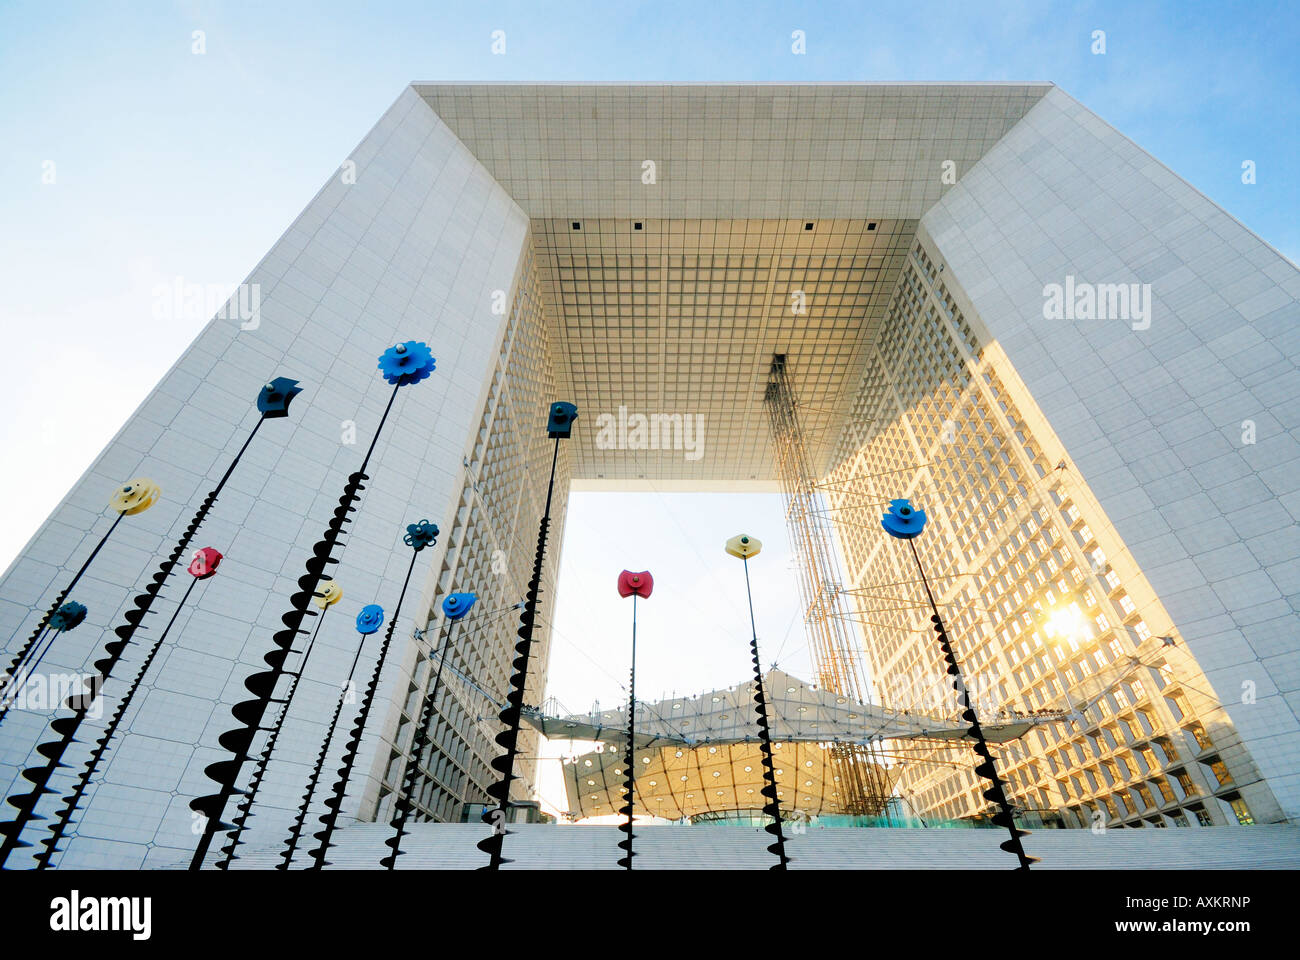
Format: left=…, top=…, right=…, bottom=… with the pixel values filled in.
left=776, top=769, right=783, bottom=775
left=712, top=771, right=721, bottom=778
left=743, top=766, right=752, bottom=773
left=649, top=780, right=658, bottom=786
left=680, top=776, right=688, bottom=782
left=712, top=697, right=721, bottom=702
left=673, top=703, right=682, bottom=710
left=806, top=760, right=814, bottom=767
left=686, top=793, right=694, bottom=799
left=587, top=779, right=595, bottom=786
left=674, top=750, right=683, bottom=758
left=787, top=687, right=796, bottom=693
left=708, top=746, right=717, bottom=754
left=614, top=769, right=622, bottom=776
left=836, top=697, right=847, bottom=704
left=797, top=707, right=807, bottom=713
left=584, top=760, right=592, bottom=767
left=834, top=776, right=841, bottom=783
left=641, top=756, right=650, bottom=764
left=746, top=788, right=754, bottom=794
left=590, top=795, right=598, bottom=800
left=716, top=790, right=724, bottom=796
left=805, top=780, right=813, bottom=787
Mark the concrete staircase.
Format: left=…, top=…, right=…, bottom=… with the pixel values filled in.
left=195, top=821, right=1300, bottom=870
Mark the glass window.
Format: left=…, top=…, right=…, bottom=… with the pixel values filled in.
left=1204, top=758, right=1233, bottom=787
left=1153, top=777, right=1176, bottom=803
left=1228, top=797, right=1254, bottom=826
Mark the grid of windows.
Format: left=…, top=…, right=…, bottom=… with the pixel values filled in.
left=823, top=237, right=1260, bottom=829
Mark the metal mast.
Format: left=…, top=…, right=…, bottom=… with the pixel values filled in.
left=763, top=355, right=892, bottom=818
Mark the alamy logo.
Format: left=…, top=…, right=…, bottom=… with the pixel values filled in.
left=1042, top=276, right=1151, bottom=330
left=594, top=406, right=705, bottom=461
left=151, top=276, right=261, bottom=330
left=50, top=890, right=151, bottom=940
left=0, top=672, right=103, bottom=719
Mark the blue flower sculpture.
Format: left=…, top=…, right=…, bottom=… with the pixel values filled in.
left=378, top=341, right=436, bottom=386
left=356, top=604, right=386, bottom=636
left=257, top=377, right=303, bottom=419
left=442, top=592, right=477, bottom=621
left=49, top=601, right=87, bottom=632
left=403, top=519, right=439, bottom=552
left=881, top=498, right=928, bottom=539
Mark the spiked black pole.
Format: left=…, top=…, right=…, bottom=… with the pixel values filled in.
left=308, top=520, right=435, bottom=870
left=279, top=626, right=368, bottom=870
left=0, top=377, right=302, bottom=869
left=477, top=400, right=576, bottom=870
left=907, top=536, right=1036, bottom=870
left=381, top=589, right=475, bottom=870
left=880, top=497, right=1035, bottom=869
left=616, top=593, right=638, bottom=870
left=380, top=620, right=455, bottom=870
left=1, top=509, right=128, bottom=718
left=734, top=543, right=790, bottom=870
left=215, top=580, right=340, bottom=870
left=189, top=344, right=431, bottom=870
left=33, top=555, right=220, bottom=869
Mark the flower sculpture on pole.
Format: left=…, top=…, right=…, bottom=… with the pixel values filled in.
left=882, top=497, right=1037, bottom=870
left=1, top=479, right=158, bottom=726
left=725, top=534, right=790, bottom=870
left=478, top=401, right=576, bottom=869
left=615, top=570, right=652, bottom=870
left=191, top=342, right=433, bottom=870
left=2, top=377, right=299, bottom=869
left=309, top=519, right=438, bottom=870
left=381, top=590, right=477, bottom=869
left=0, top=602, right=89, bottom=726
left=32, top=548, right=223, bottom=869
left=216, top=577, right=344, bottom=869
left=279, top=600, right=382, bottom=870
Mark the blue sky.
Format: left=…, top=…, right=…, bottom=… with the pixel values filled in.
left=1, top=0, right=1296, bottom=812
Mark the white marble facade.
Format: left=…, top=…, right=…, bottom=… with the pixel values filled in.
left=1, top=83, right=1296, bottom=868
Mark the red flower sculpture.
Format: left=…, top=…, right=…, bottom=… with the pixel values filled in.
left=617, top=570, right=653, bottom=599
left=188, top=547, right=224, bottom=580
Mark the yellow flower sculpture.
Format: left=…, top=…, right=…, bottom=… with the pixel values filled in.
left=109, top=478, right=161, bottom=516
left=313, top=580, right=344, bottom=610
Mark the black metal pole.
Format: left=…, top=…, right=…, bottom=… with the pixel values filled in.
left=381, top=616, right=459, bottom=869
left=0, top=627, right=55, bottom=726
left=742, top=555, right=790, bottom=870
left=617, top=593, right=637, bottom=869
left=278, top=634, right=366, bottom=870
left=2, top=511, right=124, bottom=692
left=34, top=575, right=202, bottom=869
left=308, top=548, right=420, bottom=869
left=216, top=600, right=333, bottom=869
left=2, top=418, right=264, bottom=869
left=906, top=537, right=1035, bottom=870
left=477, top=437, right=559, bottom=869
left=190, top=383, right=401, bottom=870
